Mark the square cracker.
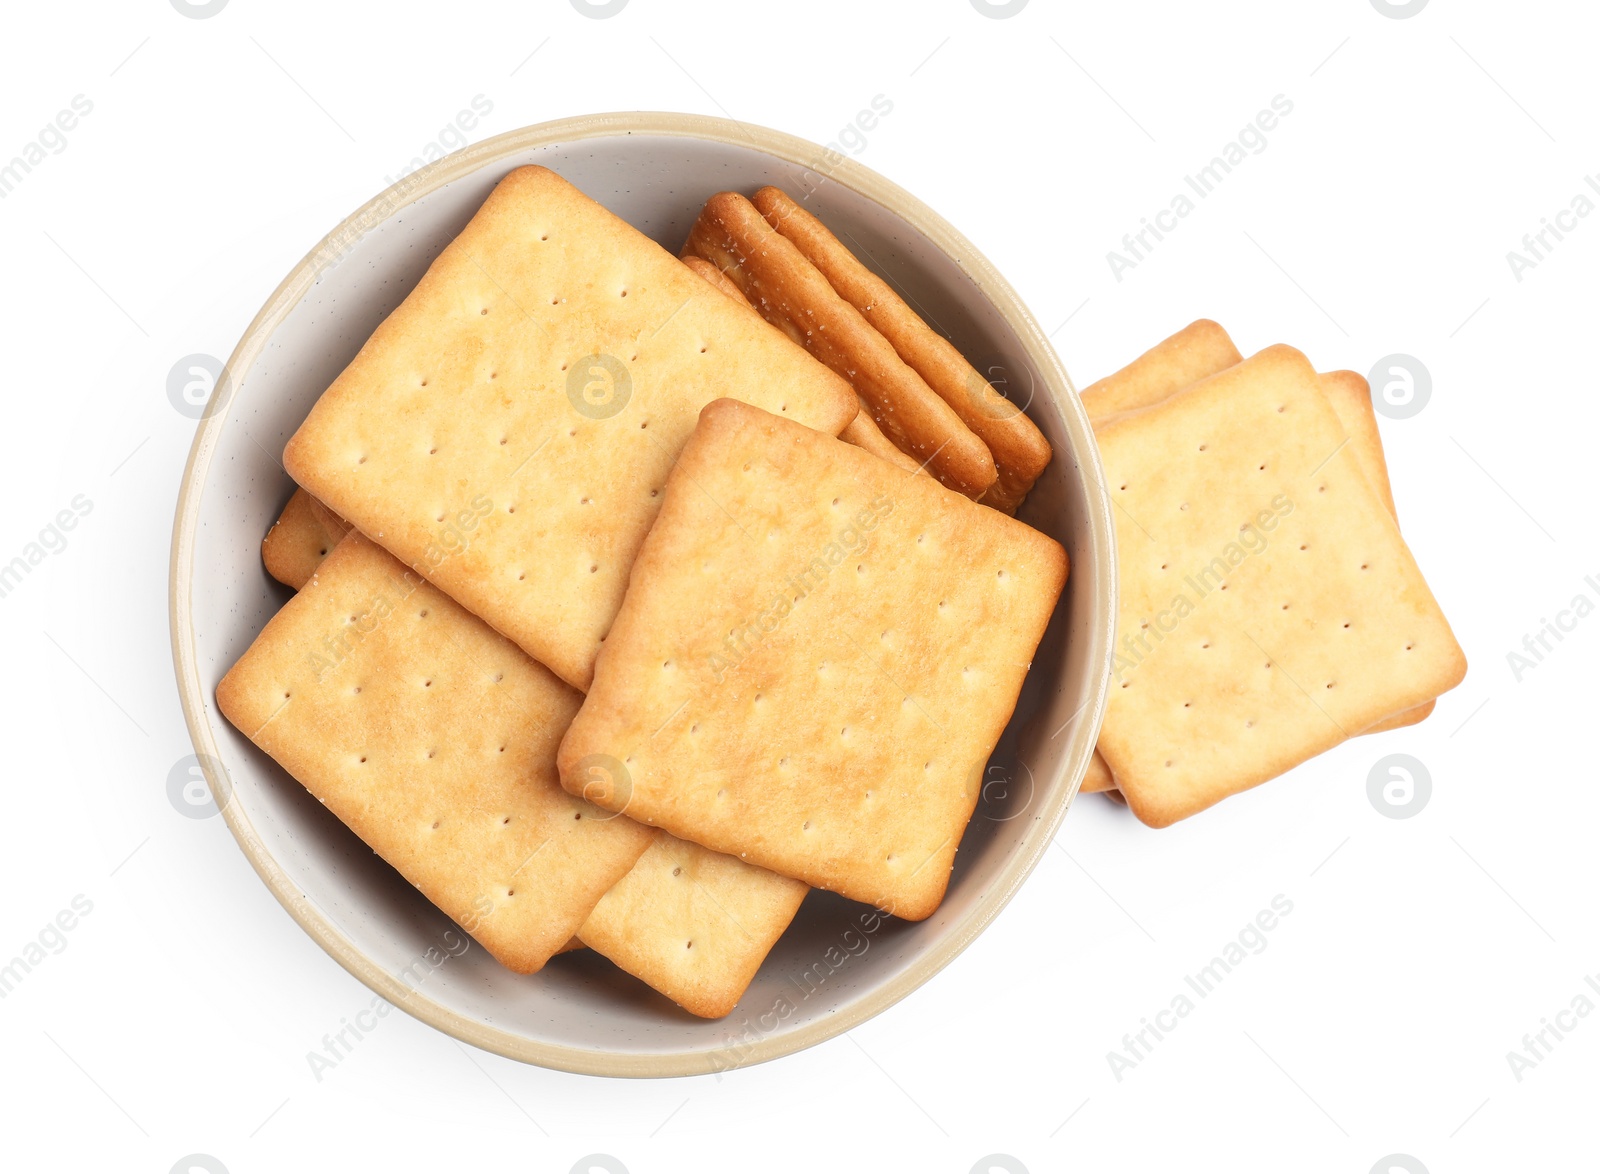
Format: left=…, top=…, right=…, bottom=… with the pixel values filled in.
left=752, top=186, right=1051, bottom=514
left=263, top=248, right=765, bottom=596
left=261, top=251, right=765, bottom=597
left=216, top=532, right=653, bottom=972
left=1095, top=328, right=1432, bottom=733
left=578, top=829, right=808, bottom=1019
left=284, top=165, right=857, bottom=692
left=1094, top=345, right=1465, bottom=826
left=681, top=191, right=998, bottom=500
left=557, top=398, right=1066, bottom=920
left=1082, top=365, right=1432, bottom=797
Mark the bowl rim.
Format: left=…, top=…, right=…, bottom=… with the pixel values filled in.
left=168, top=110, right=1116, bottom=1078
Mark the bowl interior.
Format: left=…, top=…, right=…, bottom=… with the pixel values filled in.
left=178, top=117, right=1111, bottom=1076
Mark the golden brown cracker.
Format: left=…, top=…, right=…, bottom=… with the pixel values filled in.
left=681, top=191, right=997, bottom=500
left=1088, top=367, right=1432, bottom=798
left=1088, top=361, right=1430, bottom=803
left=752, top=186, right=1050, bottom=513
left=284, top=166, right=856, bottom=692
left=1084, top=333, right=1437, bottom=793
left=558, top=399, right=1065, bottom=919
left=1094, top=346, right=1465, bottom=827
left=217, top=532, right=653, bottom=971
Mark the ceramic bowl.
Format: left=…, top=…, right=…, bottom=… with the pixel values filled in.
left=170, top=112, right=1115, bottom=1077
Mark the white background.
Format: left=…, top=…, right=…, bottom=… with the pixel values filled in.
left=1, top=0, right=1595, bottom=1170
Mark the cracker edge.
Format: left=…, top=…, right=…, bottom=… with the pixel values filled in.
left=682, top=190, right=998, bottom=498
left=752, top=185, right=1050, bottom=513
left=558, top=397, right=1067, bottom=919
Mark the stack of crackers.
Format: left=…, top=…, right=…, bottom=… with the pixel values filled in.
left=1075, top=321, right=1466, bottom=826
left=681, top=187, right=1053, bottom=513
left=220, top=166, right=1065, bottom=1019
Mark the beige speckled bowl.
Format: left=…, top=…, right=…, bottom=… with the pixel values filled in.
left=169, top=112, right=1115, bottom=1077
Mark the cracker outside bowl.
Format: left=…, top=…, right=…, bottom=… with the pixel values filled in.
left=168, top=112, right=1115, bottom=1077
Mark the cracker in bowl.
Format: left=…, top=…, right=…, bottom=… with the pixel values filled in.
left=558, top=398, right=1066, bottom=920
left=284, top=166, right=857, bottom=692
left=217, top=532, right=653, bottom=971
